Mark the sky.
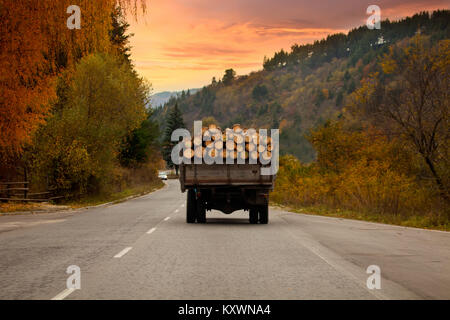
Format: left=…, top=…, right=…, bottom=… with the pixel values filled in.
left=128, top=0, right=449, bottom=93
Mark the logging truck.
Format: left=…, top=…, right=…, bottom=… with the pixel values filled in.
left=178, top=124, right=277, bottom=224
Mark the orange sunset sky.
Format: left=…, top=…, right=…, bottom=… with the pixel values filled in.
left=128, top=0, right=449, bottom=93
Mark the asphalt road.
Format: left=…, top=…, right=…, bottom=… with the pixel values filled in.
left=0, top=180, right=449, bottom=300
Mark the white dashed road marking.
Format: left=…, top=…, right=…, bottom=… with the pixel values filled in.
left=164, top=217, right=171, bottom=221
left=175, top=209, right=179, bottom=213
left=114, top=247, right=133, bottom=258
left=147, top=227, right=157, bottom=235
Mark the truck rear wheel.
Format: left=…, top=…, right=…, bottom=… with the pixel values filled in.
left=197, top=200, right=206, bottom=223
left=186, top=189, right=197, bottom=223
left=259, top=205, right=269, bottom=224
left=249, top=209, right=258, bottom=224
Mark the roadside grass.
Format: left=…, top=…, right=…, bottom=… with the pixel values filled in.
left=0, top=180, right=165, bottom=214
left=66, top=180, right=165, bottom=208
left=0, top=203, right=47, bottom=214
left=272, top=203, right=450, bottom=232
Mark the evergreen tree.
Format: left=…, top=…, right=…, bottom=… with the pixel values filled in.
left=335, top=90, right=344, bottom=107
left=347, top=80, right=356, bottom=94
left=110, top=6, right=133, bottom=63
left=163, top=104, right=185, bottom=174
left=252, top=84, right=268, bottom=100
left=222, top=69, right=236, bottom=86
left=120, top=111, right=160, bottom=167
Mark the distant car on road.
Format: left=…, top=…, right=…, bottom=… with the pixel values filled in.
left=158, top=172, right=168, bottom=180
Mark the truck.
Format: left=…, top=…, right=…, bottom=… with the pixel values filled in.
left=179, top=163, right=276, bottom=224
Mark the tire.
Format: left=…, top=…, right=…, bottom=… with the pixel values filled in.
left=197, top=200, right=206, bottom=223
left=259, top=205, right=269, bottom=224
left=186, top=189, right=197, bottom=223
left=249, top=209, right=258, bottom=224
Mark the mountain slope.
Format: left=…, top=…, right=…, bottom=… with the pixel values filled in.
left=151, top=89, right=200, bottom=108
left=155, top=10, right=449, bottom=162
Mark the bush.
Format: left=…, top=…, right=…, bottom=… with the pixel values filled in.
left=272, top=121, right=448, bottom=224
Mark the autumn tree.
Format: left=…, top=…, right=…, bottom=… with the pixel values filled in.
left=0, top=0, right=146, bottom=160
left=351, top=36, right=449, bottom=202
left=0, top=1, right=54, bottom=159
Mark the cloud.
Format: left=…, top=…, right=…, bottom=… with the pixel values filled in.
left=162, top=44, right=254, bottom=58
left=129, top=0, right=449, bottom=92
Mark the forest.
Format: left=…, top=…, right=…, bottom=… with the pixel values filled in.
left=0, top=1, right=162, bottom=204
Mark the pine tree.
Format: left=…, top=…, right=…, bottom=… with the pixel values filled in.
left=110, top=6, right=133, bottom=63
left=222, top=69, right=236, bottom=86
left=120, top=111, right=160, bottom=167
left=163, top=104, right=185, bottom=174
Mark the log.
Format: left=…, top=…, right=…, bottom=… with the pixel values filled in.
left=232, top=124, right=242, bottom=132
left=210, top=128, right=221, bottom=141
left=259, top=135, right=269, bottom=145
left=261, top=151, right=272, bottom=162
left=226, top=150, right=237, bottom=159
left=194, top=147, right=204, bottom=159
left=238, top=151, right=249, bottom=161
left=246, top=143, right=256, bottom=152
left=193, top=136, right=202, bottom=146
left=250, top=151, right=258, bottom=161
left=214, top=141, right=224, bottom=150
left=208, top=148, right=219, bottom=158
left=257, top=144, right=266, bottom=153
left=183, top=148, right=194, bottom=159
left=226, top=140, right=235, bottom=151
left=234, top=133, right=244, bottom=145
left=184, top=139, right=193, bottom=149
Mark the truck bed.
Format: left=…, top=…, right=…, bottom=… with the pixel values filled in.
left=180, top=164, right=274, bottom=191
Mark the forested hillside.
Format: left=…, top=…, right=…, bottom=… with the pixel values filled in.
left=155, top=10, right=449, bottom=162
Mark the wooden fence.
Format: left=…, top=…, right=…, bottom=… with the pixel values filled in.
left=0, top=182, right=63, bottom=202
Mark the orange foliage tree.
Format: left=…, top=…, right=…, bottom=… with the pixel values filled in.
left=0, top=0, right=145, bottom=159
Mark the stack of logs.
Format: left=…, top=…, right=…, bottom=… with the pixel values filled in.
left=182, top=124, right=273, bottom=163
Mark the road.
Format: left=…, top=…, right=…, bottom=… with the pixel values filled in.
left=0, top=180, right=449, bottom=300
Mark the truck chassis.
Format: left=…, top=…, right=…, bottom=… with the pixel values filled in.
left=180, top=164, right=274, bottom=224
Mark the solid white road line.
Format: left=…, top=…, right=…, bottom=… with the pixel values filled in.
left=164, top=217, right=171, bottom=221
left=114, top=247, right=133, bottom=258
left=147, top=227, right=157, bottom=235
left=51, top=288, right=76, bottom=300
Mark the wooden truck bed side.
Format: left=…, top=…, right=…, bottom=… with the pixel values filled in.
left=180, top=164, right=274, bottom=191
